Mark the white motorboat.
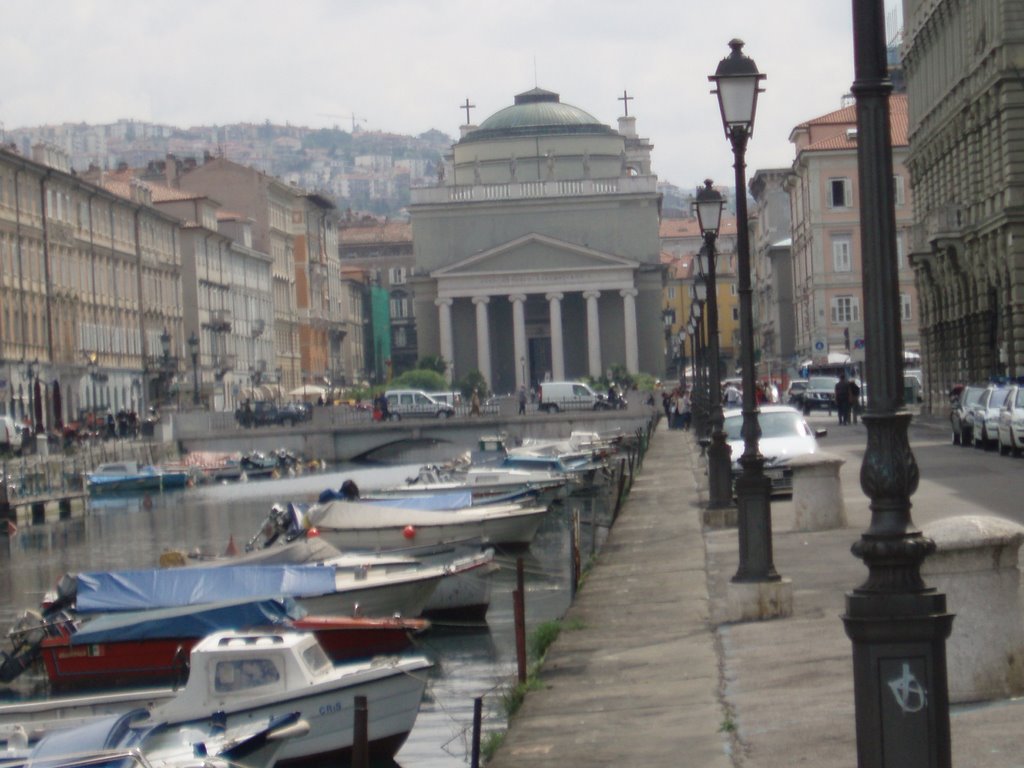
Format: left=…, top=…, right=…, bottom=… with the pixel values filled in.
left=303, top=497, right=548, bottom=549
left=0, top=629, right=432, bottom=767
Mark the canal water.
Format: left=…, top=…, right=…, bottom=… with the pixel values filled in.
left=0, top=458, right=618, bottom=767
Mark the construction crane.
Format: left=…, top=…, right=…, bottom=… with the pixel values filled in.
left=317, top=112, right=367, bottom=132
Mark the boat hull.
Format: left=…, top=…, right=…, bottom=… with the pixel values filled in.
left=39, top=616, right=425, bottom=692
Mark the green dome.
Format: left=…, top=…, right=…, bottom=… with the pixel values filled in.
left=462, top=88, right=615, bottom=143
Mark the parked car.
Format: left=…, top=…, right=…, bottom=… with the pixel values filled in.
left=785, top=379, right=809, bottom=406
left=799, top=376, right=841, bottom=414
left=384, top=389, right=455, bottom=419
left=971, top=384, right=1011, bottom=451
left=537, top=381, right=601, bottom=413
left=236, top=400, right=273, bottom=427
left=722, top=405, right=826, bottom=495
left=950, top=384, right=987, bottom=446
left=997, top=384, right=1024, bottom=456
left=278, top=401, right=313, bottom=425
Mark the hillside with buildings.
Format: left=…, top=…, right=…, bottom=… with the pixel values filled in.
left=3, top=120, right=452, bottom=217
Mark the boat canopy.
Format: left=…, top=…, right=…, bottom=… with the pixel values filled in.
left=75, top=565, right=337, bottom=613
left=71, top=597, right=299, bottom=644
left=362, top=491, right=474, bottom=510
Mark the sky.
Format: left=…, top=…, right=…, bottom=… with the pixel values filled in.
left=0, top=0, right=900, bottom=191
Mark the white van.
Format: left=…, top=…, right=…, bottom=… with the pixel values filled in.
left=384, top=389, right=455, bottom=420
left=0, top=415, right=24, bottom=455
left=537, top=381, right=601, bottom=413
left=426, top=391, right=463, bottom=408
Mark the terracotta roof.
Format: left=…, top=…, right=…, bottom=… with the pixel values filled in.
left=799, top=94, right=908, bottom=151
left=339, top=221, right=412, bottom=244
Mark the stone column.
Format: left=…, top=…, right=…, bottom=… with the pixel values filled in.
left=546, top=292, right=565, bottom=381
left=435, top=297, right=454, bottom=384
left=583, top=290, right=601, bottom=378
left=510, top=294, right=528, bottom=389
left=472, top=296, right=492, bottom=387
left=620, top=287, right=639, bottom=374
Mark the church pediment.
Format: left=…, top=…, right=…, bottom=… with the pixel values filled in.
left=432, top=233, right=637, bottom=277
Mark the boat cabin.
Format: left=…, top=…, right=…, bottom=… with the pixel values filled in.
left=149, top=631, right=333, bottom=723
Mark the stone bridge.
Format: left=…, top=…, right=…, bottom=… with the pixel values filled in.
left=169, top=401, right=658, bottom=463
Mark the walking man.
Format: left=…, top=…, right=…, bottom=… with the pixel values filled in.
left=518, top=385, right=527, bottom=415
left=834, top=373, right=851, bottom=425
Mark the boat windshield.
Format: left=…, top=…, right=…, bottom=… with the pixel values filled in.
left=301, top=642, right=331, bottom=674
left=214, top=657, right=281, bottom=692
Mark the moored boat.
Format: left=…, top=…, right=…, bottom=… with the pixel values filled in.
left=32, top=597, right=428, bottom=692
left=2, top=630, right=433, bottom=767
left=303, top=497, right=548, bottom=549
left=84, top=462, right=191, bottom=495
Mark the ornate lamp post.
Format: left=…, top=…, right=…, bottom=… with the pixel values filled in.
left=187, top=332, right=200, bottom=407
left=709, top=39, right=780, bottom=583
left=689, top=282, right=707, bottom=437
left=159, top=329, right=172, bottom=406
left=843, top=4, right=952, bottom=765
left=694, top=180, right=732, bottom=508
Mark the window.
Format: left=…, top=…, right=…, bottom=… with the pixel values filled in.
left=896, top=232, right=905, bottom=269
left=831, top=295, right=860, bottom=324
left=894, top=174, right=905, bottom=207
left=732, top=307, right=739, bottom=321
left=900, top=293, right=912, bottom=321
left=389, top=295, right=408, bottom=318
left=828, top=178, right=853, bottom=208
left=389, top=267, right=406, bottom=285
left=832, top=237, right=852, bottom=272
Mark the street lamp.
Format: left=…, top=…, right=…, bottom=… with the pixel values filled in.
left=86, top=353, right=98, bottom=414
left=709, top=39, right=779, bottom=583
left=694, top=180, right=732, bottom=508
left=25, top=359, right=37, bottom=434
left=159, top=328, right=172, bottom=406
left=690, top=281, right=707, bottom=437
left=843, top=5, right=952, bottom=765
left=187, top=332, right=200, bottom=407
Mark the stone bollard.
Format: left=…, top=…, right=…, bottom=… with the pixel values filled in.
left=921, top=515, right=1024, bottom=703
left=788, top=452, right=846, bottom=531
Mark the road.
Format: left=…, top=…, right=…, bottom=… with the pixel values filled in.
left=801, top=409, right=1024, bottom=525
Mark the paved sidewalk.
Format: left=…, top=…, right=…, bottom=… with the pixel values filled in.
left=487, top=417, right=1024, bottom=767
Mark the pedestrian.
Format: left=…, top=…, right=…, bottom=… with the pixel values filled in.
left=723, top=382, right=741, bottom=407
left=680, top=388, right=692, bottom=431
left=471, top=389, right=481, bottom=416
left=661, top=391, right=672, bottom=423
left=834, top=373, right=850, bottom=425
left=518, top=385, right=527, bottom=415
left=848, top=378, right=862, bottom=424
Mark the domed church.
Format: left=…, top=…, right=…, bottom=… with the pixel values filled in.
left=409, top=87, right=663, bottom=392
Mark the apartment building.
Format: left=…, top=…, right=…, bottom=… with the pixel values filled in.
left=902, top=0, right=1024, bottom=411
left=1, top=144, right=183, bottom=427
left=787, top=94, right=918, bottom=368
left=749, top=168, right=795, bottom=383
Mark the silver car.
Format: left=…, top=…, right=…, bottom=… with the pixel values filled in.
left=971, top=384, right=1011, bottom=451
left=997, top=384, right=1024, bottom=456
left=723, top=405, right=826, bottom=494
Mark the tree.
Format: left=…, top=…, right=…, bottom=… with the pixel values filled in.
left=458, top=371, right=489, bottom=400
left=390, top=369, right=447, bottom=392
left=416, top=356, right=448, bottom=375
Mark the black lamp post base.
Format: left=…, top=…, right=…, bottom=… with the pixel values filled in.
left=843, top=590, right=953, bottom=768
left=706, top=432, right=734, bottom=509
left=732, top=468, right=779, bottom=583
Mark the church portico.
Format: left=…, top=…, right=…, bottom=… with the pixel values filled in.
left=429, top=234, right=643, bottom=391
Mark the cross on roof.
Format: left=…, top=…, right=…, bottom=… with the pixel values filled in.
left=461, top=98, right=476, bottom=125
left=618, top=89, right=633, bottom=117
